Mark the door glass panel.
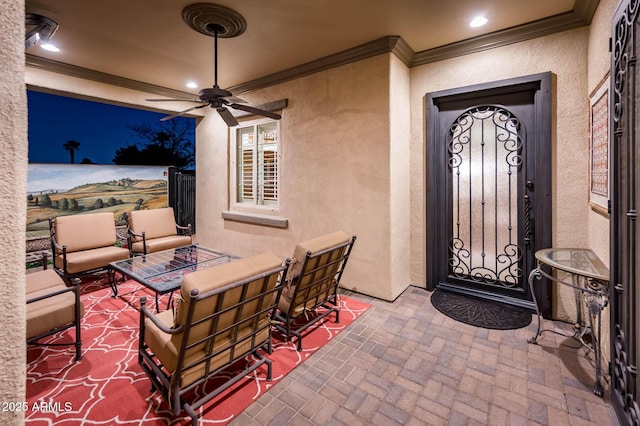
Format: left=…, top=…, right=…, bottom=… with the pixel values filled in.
left=448, top=106, right=523, bottom=288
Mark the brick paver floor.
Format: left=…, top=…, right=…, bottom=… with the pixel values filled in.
left=232, top=286, right=619, bottom=425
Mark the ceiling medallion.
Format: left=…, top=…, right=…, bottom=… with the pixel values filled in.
left=182, top=3, right=247, bottom=38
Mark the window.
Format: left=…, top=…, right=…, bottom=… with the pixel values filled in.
left=234, top=119, right=279, bottom=207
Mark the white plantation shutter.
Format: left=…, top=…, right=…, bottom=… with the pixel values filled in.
left=236, top=121, right=278, bottom=205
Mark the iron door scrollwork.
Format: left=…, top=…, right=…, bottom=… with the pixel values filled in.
left=447, top=105, right=524, bottom=290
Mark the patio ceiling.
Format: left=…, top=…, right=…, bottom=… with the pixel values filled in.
left=25, top=0, right=595, bottom=97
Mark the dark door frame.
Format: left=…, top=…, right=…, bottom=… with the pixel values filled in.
left=425, top=72, right=553, bottom=316
left=610, top=0, right=640, bottom=422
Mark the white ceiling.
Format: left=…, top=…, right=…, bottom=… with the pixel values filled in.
left=25, top=0, right=581, bottom=96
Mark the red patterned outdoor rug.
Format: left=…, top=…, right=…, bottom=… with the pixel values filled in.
left=25, top=277, right=370, bottom=425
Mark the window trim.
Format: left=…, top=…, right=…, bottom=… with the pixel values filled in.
left=229, top=116, right=281, bottom=214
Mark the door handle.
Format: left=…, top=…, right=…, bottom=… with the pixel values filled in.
left=524, top=194, right=532, bottom=246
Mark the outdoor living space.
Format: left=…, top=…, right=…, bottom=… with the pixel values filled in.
left=5, top=0, right=638, bottom=424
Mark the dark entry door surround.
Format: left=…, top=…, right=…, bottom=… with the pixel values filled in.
left=425, top=73, right=552, bottom=314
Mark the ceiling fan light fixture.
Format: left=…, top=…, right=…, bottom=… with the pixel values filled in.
left=147, top=4, right=280, bottom=126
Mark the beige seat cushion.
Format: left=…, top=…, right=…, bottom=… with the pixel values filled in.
left=143, top=252, right=283, bottom=388
left=26, top=269, right=65, bottom=294
left=54, top=212, right=118, bottom=252
left=55, top=246, right=130, bottom=274
left=130, top=235, right=192, bottom=254
left=26, top=269, right=84, bottom=339
left=144, top=312, right=270, bottom=387
left=129, top=208, right=180, bottom=242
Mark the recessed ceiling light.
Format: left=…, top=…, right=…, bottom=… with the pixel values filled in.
left=470, top=16, right=488, bottom=28
left=40, top=43, right=60, bottom=52
left=186, top=81, right=198, bottom=89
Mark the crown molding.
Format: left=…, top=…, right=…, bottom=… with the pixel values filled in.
left=412, top=0, right=600, bottom=66
left=227, top=36, right=413, bottom=95
left=25, top=54, right=197, bottom=99
left=25, top=0, right=599, bottom=96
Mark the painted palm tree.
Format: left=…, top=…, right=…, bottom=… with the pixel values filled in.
left=63, top=140, right=81, bottom=164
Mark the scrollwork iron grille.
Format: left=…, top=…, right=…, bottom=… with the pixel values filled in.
left=448, top=105, right=524, bottom=289
left=611, top=0, right=640, bottom=423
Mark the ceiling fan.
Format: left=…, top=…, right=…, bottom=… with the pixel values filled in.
left=147, top=5, right=281, bottom=126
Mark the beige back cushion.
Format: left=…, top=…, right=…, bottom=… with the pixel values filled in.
left=54, top=212, right=117, bottom=252
left=129, top=208, right=177, bottom=241
left=290, top=230, right=351, bottom=278
left=172, top=252, right=283, bottom=351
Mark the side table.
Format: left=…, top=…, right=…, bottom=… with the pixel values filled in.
left=527, top=248, right=609, bottom=397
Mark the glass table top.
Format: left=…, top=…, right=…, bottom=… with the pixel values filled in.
left=535, top=248, right=609, bottom=282
left=110, top=245, right=238, bottom=294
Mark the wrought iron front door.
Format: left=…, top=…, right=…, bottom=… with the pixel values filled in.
left=426, top=74, right=551, bottom=312
left=611, top=0, right=640, bottom=423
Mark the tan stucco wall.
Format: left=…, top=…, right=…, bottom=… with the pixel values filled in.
left=389, top=55, right=412, bottom=298
left=0, top=0, right=27, bottom=424
left=409, top=27, right=590, bottom=289
left=196, top=54, right=411, bottom=300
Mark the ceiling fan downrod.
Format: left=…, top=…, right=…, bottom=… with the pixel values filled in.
left=205, top=22, right=225, bottom=89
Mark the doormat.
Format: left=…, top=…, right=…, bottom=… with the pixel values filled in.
left=430, top=289, right=532, bottom=330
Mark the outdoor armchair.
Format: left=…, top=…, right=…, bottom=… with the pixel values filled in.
left=127, top=207, right=192, bottom=256
left=138, top=252, right=289, bottom=425
left=272, top=231, right=356, bottom=351
left=49, top=212, right=129, bottom=291
left=26, top=255, right=84, bottom=360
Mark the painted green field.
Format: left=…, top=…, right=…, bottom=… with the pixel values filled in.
left=27, top=179, right=168, bottom=238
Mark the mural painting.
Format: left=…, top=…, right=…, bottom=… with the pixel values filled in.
left=27, top=164, right=168, bottom=238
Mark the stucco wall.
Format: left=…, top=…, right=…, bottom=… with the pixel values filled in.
left=409, top=27, right=590, bottom=291
left=389, top=55, right=412, bottom=298
left=0, top=0, right=27, bottom=424
left=196, top=54, right=409, bottom=300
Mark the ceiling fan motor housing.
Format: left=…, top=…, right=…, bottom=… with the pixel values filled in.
left=199, top=87, right=233, bottom=100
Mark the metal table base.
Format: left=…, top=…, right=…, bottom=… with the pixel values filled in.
left=527, top=248, right=609, bottom=397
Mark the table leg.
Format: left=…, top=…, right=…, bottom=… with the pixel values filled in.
left=585, top=286, right=607, bottom=397
left=109, top=268, right=119, bottom=297
left=527, top=268, right=543, bottom=344
left=166, top=291, right=175, bottom=312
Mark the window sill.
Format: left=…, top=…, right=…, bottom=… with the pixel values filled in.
left=221, top=211, right=289, bottom=229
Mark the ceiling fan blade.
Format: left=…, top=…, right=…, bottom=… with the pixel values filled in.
left=229, top=103, right=282, bottom=120
left=217, top=107, right=239, bottom=126
left=147, top=98, right=203, bottom=103
left=160, top=104, right=207, bottom=121
left=223, top=96, right=247, bottom=104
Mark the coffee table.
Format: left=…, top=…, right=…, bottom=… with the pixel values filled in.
left=110, top=245, right=238, bottom=311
